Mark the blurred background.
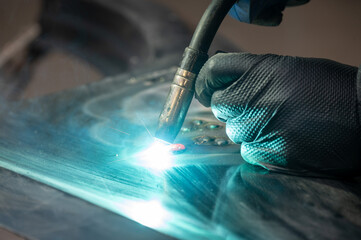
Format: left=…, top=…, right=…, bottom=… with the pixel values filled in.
left=0, top=0, right=360, bottom=99
left=154, top=0, right=361, bottom=65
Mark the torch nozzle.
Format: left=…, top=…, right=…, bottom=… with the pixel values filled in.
left=155, top=68, right=197, bottom=143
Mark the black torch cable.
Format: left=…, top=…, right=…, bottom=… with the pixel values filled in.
left=179, top=0, right=237, bottom=73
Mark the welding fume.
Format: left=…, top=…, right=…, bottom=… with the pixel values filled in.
left=156, top=0, right=361, bottom=177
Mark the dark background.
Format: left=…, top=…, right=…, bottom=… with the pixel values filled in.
left=1, top=0, right=360, bottom=98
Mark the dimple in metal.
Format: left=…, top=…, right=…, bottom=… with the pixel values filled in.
left=206, top=124, right=221, bottom=129
left=193, top=136, right=230, bottom=146
left=193, top=120, right=204, bottom=126
left=181, top=119, right=222, bottom=133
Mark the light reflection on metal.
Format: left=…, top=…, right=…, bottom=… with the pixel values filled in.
left=117, top=199, right=172, bottom=228
left=214, top=138, right=228, bottom=146
left=181, top=127, right=191, bottom=132
left=193, top=120, right=203, bottom=126
left=206, top=124, right=221, bottom=130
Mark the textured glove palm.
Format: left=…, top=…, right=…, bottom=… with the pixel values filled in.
left=195, top=53, right=361, bottom=176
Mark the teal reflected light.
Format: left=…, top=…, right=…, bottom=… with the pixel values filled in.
left=119, top=199, right=172, bottom=228
left=136, top=141, right=174, bottom=170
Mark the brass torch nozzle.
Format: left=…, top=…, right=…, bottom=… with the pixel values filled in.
left=155, top=68, right=196, bottom=143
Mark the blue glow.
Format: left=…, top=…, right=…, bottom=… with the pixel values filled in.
left=118, top=199, right=172, bottom=228
left=136, top=141, right=174, bottom=170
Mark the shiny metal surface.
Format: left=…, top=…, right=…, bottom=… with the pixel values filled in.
left=1, top=68, right=361, bottom=239
left=0, top=167, right=173, bottom=240
left=176, top=68, right=197, bottom=80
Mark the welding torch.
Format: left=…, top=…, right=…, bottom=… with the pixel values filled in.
left=155, top=0, right=237, bottom=143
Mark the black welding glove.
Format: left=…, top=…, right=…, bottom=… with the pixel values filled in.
left=229, top=0, right=309, bottom=26
left=195, top=52, right=361, bottom=176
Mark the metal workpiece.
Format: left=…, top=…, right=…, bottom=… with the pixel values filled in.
left=193, top=136, right=230, bottom=146
left=2, top=68, right=361, bottom=240
left=155, top=68, right=197, bottom=143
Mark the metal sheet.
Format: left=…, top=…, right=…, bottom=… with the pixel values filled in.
left=0, top=68, right=361, bottom=239
left=0, top=167, right=174, bottom=240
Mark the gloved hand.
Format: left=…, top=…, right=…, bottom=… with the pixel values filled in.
left=195, top=52, right=361, bottom=176
left=229, top=0, right=309, bottom=26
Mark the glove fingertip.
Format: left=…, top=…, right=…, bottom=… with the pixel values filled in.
left=195, top=93, right=211, bottom=108
left=241, top=144, right=267, bottom=169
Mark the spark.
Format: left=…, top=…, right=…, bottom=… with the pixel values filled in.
left=107, top=126, right=130, bottom=135
left=108, top=157, right=126, bottom=164
left=136, top=113, right=153, bottom=139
